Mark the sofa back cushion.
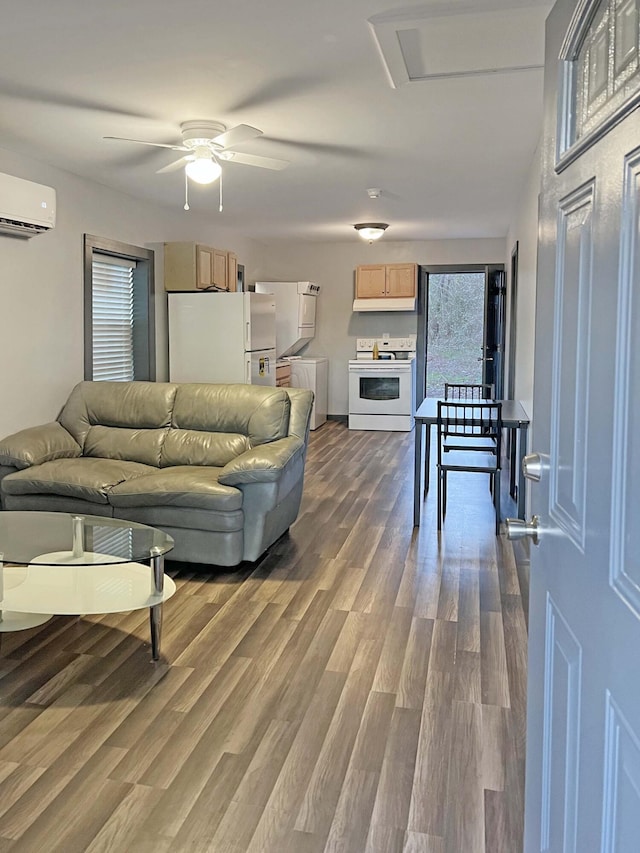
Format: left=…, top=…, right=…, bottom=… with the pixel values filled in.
left=161, top=430, right=249, bottom=468
left=60, top=382, right=177, bottom=466
left=170, top=383, right=290, bottom=443
left=84, top=426, right=168, bottom=467
left=60, top=382, right=175, bottom=440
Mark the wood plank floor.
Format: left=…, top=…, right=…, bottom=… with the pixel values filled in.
left=0, top=421, right=528, bottom=852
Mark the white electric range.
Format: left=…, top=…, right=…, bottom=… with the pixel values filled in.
left=348, top=335, right=416, bottom=431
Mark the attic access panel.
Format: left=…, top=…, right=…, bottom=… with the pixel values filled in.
left=369, top=5, right=547, bottom=86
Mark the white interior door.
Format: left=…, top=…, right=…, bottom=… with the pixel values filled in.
left=525, top=0, right=640, bottom=850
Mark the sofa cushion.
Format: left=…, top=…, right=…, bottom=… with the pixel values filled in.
left=171, top=384, right=290, bottom=448
left=108, top=466, right=243, bottom=511
left=59, top=381, right=177, bottom=449
left=84, top=425, right=168, bottom=467
left=2, top=458, right=155, bottom=504
left=161, top=430, right=250, bottom=468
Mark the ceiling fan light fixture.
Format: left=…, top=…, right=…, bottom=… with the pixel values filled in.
left=185, top=155, right=222, bottom=185
left=354, top=222, right=389, bottom=242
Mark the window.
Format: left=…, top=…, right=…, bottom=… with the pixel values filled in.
left=558, top=0, right=640, bottom=165
left=84, top=235, right=156, bottom=381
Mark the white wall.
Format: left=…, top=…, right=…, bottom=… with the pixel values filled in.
left=0, top=147, right=264, bottom=436
left=505, top=140, right=541, bottom=423
left=0, top=143, right=536, bottom=436
left=258, top=238, right=506, bottom=415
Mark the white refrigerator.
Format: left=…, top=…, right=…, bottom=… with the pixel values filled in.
left=168, top=292, right=277, bottom=386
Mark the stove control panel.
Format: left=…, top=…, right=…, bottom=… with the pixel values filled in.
left=356, top=335, right=417, bottom=352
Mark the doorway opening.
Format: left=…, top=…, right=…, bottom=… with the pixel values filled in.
left=416, top=264, right=506, bottom=404
left=426, top=272, right=485, bottom=397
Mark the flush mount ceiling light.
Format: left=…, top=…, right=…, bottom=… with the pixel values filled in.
left=354, top=222, right=389, bottom=242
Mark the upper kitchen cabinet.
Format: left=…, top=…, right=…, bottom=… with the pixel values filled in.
left=386, top=263, right=417, bottom=297
left=227, top=252, right=238, bottom=292
left=355, top=263, right=417, bottom=299
left=212, top=248, right=228, bottom=290
left=164, top=242, right=234, bottom=292
left=355, top=264, right=386, bottom=298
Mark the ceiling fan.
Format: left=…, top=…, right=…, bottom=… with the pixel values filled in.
left=104, top=120, right=289, bottom=210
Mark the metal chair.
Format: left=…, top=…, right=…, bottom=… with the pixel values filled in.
left=444, top=382, right=495, bottom=400
left=442, top=382, right=497, bottom=452
left=437, top=401, right=503, bottom=535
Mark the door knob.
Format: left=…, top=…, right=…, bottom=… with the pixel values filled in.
left=505, top=515, right=540, bottom=545
left=522, top=452, right=546, bottom=482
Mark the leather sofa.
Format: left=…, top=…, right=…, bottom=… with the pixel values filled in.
left=0, top=381, right=314, bottom=566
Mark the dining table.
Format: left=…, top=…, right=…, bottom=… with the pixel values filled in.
left=413, top=397, right=531, bottom=526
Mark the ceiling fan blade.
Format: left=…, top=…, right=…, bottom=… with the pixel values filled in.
left=212, top=124, right=262, bottom=150
left=156, top=156, right=189, bottom=174
left=219, top=151, right=289, bottom=170
left=104, top=136, right=187, bottom=152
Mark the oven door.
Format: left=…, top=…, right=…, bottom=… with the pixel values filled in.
left=348, top=363, right=414, bottom=415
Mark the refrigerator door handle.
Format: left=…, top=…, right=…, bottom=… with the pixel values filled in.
left=245, top=321, right=251, bottom=350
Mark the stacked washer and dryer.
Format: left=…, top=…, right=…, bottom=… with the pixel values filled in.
left=254, top=281, right=328, bottom=430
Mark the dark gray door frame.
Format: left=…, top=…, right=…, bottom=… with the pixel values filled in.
left=416, top=263, right=505, bottom=405
left=507, top=241, right=519, bottom=400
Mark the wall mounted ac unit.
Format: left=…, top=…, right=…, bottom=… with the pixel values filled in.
left=0, top=172, right=56, bottom=238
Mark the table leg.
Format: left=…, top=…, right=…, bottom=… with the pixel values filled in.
left=149, top=549, right=164, bottom=661
left=424, top=422, right=431, bottom=495
left=517, top=424, right=528, bottom=520
left=414, top=422, right=423, bottom=527
left=509, top=427, right=517, bottom=500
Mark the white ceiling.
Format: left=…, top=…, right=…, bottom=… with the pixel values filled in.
left=0, top=0, right=550, bottom=242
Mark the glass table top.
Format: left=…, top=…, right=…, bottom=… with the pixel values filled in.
left=0, top=511, right=174, bottom=566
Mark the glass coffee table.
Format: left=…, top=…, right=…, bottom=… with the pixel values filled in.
left=0, top=511, right=175, bottom=660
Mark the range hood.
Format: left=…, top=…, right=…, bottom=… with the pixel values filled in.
left=352, top=296, right=416, bottom=312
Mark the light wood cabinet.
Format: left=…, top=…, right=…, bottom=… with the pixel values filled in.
left=355, top=265, right=386, bottom=298
left=164, top=242, right=237, bottom=292
left=275, top=362, right=291, bottom=387
left=196, top=245, right=214, bottom=289
left=386, top=263, right=417, bottom=297
left=212, top=249, right=227, bottom=290
left=355, top=263, right=417, bottom=299
left=227, top=252, right=238, bottom=292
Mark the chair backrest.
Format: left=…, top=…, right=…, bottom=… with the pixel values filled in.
left=437, top=400, right=503, bottom=461
left=444, top=382, right=495, bottom=400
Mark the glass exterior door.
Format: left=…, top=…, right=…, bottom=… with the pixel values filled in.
left=425, top=272, right=486, bottom=397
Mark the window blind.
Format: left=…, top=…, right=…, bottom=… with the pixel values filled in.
left=92, top=254, right=136, bottom=381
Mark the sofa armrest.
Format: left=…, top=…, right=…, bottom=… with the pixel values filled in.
left=0, top=422, right=82, bottom=470
left=218, top=436, right=305, bottom=485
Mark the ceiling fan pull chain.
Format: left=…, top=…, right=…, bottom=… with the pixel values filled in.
left=184, top=170, right=190, bottom=211
left=219, top=168, right=223, bottom=213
